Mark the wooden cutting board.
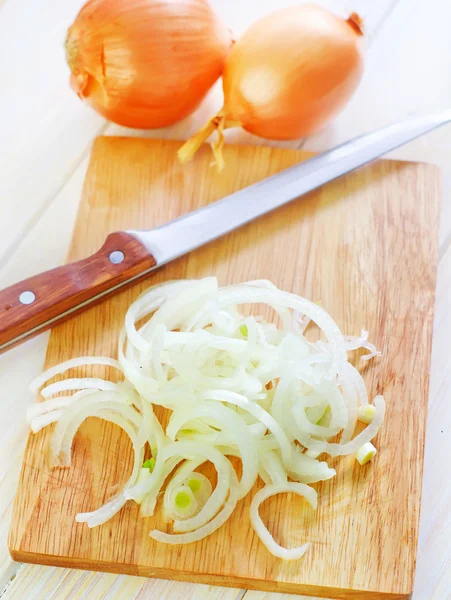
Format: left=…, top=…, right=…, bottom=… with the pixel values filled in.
left=9, top=137, right=440, bottom=599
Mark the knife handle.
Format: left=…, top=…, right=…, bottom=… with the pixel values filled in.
left=0, top=232, right=156, bottom=352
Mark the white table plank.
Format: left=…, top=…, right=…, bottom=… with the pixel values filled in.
left=0, top=160, right=87, bottom=471
left=2, top=564, right=245, bottom=600
left=413, top=242, right=451, bottom=600
left=0, top=0, right=106, bottom=266
left=0, top=426, right=27, bottom=590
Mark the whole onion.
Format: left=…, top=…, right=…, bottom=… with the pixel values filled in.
left=66, top=0, right=233, bottom=128
left=179, top=5, right=365, bottom=169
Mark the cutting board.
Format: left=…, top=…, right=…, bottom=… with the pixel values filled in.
left=9, top=138, right=440, bottom=599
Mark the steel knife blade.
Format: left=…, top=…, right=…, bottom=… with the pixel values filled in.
left=1, top=111, right=449, bottom=353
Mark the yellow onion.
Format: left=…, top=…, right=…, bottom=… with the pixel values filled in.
left=179, top=5, right=365, bottom=169
left=66, top=0, right=233, bottom=128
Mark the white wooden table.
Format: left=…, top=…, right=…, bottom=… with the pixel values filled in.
left=1, top=1, right=450, bottom=598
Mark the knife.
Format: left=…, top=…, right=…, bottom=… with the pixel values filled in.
left=1, top=111, right=450, bottom=353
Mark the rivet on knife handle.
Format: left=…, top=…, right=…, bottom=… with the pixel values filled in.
left=0, top=232, right=157, bottom=352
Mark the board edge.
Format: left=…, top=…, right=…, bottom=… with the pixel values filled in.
left=10, top=547, right=412, bottom=600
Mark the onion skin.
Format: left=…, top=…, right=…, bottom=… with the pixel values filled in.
left=224, top=6, right=364, bottom=140
left=179, top=5, right=364, bottom=168
left=66, top=0, right=233, bottom=128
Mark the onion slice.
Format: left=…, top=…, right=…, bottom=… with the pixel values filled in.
left=250, top=483, right=318, bottom=560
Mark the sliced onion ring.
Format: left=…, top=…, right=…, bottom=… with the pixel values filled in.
left=250, top=482, right=317, bottom=560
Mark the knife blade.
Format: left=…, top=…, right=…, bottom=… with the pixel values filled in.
left=1, top=111, right=450, bottom=353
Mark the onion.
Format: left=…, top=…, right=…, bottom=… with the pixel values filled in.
left=179, top=6, right=364, bottom=169
left=202, top=390, right=293, bottom=468
left=150, top=464, right=239, bottom=544
left=167, top=485, right=199, bottom=520
left=41, top=378, right=117, bottom=398
left=163, top=458, right=207, bottom=521
left=140, top=456, right=181, bottom=517
left=250, top=482, right=317, bottom=560
left=167, top=401, right=258, bottom=499
left=28, top=278, right=385, bottom=560
left=66, top=0, right=233, bottom=128
left=30, top=356, right=121, bottom=393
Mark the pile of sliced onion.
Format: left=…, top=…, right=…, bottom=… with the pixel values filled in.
left=28, top=278, right=385, bottom=559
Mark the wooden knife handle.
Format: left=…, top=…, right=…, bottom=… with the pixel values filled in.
left=0, top=232, right=156, bottom=352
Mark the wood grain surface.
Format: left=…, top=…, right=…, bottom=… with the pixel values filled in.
left=8, top=138, right=441, bottom=599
